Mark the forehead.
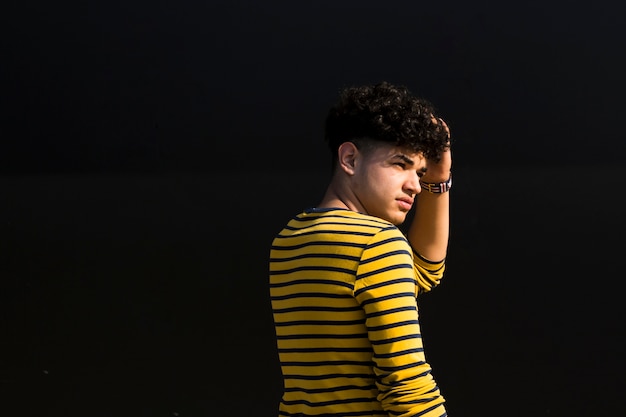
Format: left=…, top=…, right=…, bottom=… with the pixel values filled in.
left=369, top=143, right=425, bottom=165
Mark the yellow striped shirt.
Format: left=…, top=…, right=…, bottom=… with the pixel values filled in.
left=270, top=208, right=447, bottom=417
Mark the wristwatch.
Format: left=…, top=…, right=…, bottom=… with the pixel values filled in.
left=419, top=173, right=452, bottom=193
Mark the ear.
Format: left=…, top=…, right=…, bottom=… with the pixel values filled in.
left=337, top=142, right=358, bottom=175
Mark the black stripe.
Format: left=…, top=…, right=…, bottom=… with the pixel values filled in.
left=413, top=249, right=446, bottom=266
left=282, top=373, right=374, bottom=380
left=354, top=276, right=414, bottom=296
left=280, top=227, right=375, bottom=238
left=279, top=411, right=386, bottom=417
left=360, top=292, right=416, bottom=307
left=270, top=277, right=354, bottom=288
left=270, top=252, right=360, bottom=263
left=270, top=266, right=355, bottom=277
left=276, top=332, right=368, bottom=340
left=373, top=347, right=424, bottom=359
left=271, top=240, right=366, bottom=251
left=273, top=305, right=361, bottom=314
left=366, top=305, right=416, bottom=319
left=275, top=319, right=365, bottom=327
left=360, top=249, right=412, bottom=265
left=356, top=266, right=414, bottom=282
left=370, top=333, right=421, bottom=345
left=281, top=359, right=374, bottom=366
left=367, top=319, right=419, bottom=332
left=279, top=347, right=373, bottom=354
left=364, top=235, right=407, bottom=252
left=281, top=396, right=379, bottom=407
left=283, top=383, right=376, bottom=393
left=271, top=292, right=353, bottom=301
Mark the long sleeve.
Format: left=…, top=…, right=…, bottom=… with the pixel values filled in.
left=354, top=226, right=446, bottom=417
left=413, top=250, right=445, bottom=295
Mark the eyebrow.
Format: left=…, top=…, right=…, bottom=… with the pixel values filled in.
left=392, top=154, right=427, bottom=172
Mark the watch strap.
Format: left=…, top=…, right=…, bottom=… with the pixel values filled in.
left=420, top=173, right=452, bottom=193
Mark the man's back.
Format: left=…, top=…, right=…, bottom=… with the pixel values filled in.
left=269, top=208, right=446, bottom=416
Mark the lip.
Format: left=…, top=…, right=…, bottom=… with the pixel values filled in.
left=397, top=198, right=414, bottom=211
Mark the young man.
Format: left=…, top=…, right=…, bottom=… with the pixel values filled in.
left=269, top=81, right=452, bottom=416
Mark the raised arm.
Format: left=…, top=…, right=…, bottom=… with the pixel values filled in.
left=408, top=120, right=452, bottom=261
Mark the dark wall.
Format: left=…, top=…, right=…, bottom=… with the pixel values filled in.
left=3, top=1, right=626, bottom=415
left=3, top=165, right=624, bottom=416
left=3, top=1, right=626, bottom=175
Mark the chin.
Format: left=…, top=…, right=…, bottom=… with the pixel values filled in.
left=374, top=209, right=406, bottom=225
left=389, top=213, right=407, bottom=226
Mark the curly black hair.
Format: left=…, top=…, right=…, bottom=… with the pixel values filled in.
left=324, top=81, right=450, bottom=163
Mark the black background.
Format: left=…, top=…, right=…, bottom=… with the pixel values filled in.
left=2, top=1, right=625, bottom=416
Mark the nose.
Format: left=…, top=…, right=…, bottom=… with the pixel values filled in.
left=404, top=171, right=422, bottom=196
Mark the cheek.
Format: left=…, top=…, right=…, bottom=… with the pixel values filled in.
left=357, top=171, right=387, bottom=204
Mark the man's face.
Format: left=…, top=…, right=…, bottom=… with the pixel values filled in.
left=351, top=144, right=426, bottom=225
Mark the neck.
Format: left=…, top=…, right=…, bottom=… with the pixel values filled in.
left=317, top=183, right=360, bottom=213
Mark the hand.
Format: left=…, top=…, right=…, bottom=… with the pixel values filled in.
left=422, top=117, right=452, bottom=183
